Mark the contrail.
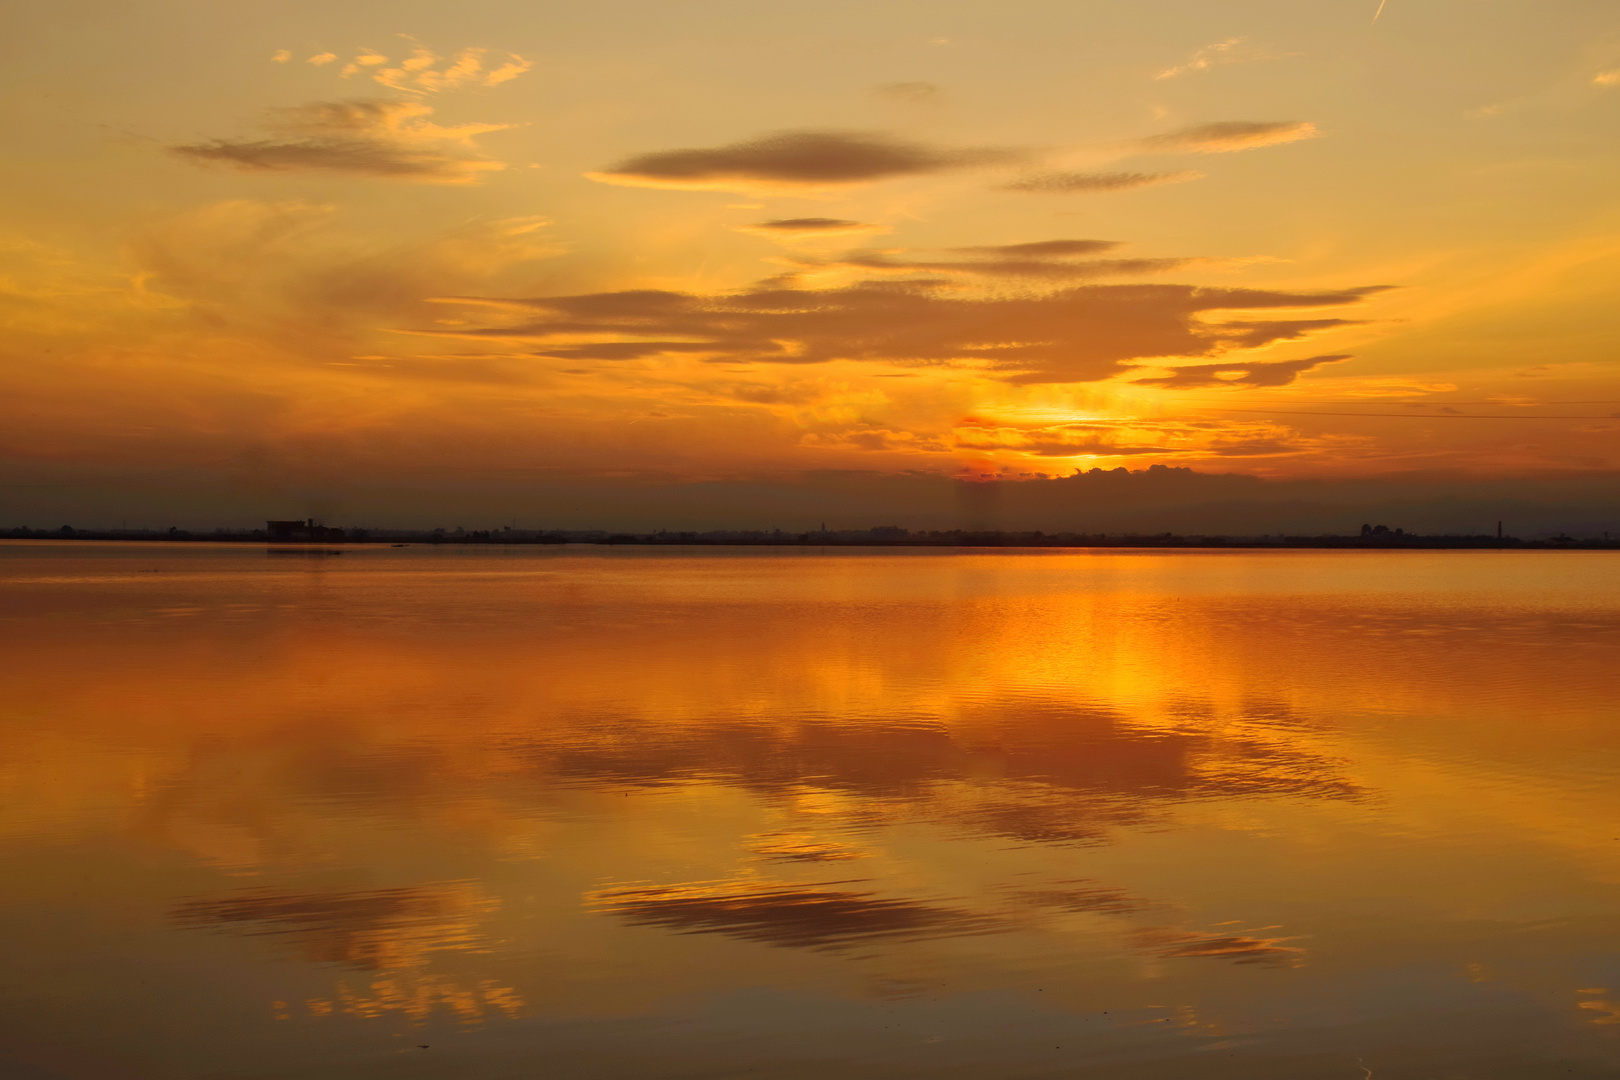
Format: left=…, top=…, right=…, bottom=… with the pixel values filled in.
left=1372, top=0, right=1389, bottom=22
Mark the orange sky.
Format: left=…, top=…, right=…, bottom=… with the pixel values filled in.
left=3, top=0, right=1620, bottom=524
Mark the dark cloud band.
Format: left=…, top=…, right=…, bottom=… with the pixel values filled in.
left=588, top=130, right=1021, bottom=190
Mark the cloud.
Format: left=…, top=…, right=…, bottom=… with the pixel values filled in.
left=371, top=46, right=533, bottom=94
left=1133, top=353, right=1353, bottom=389
left=431, top=279, right=1382, bottom=384
left=782, top=237, right=1263, bottom=283
left=307, top=52, right=338, bottom=66
left=1139, top=121, right=1319, bottom=154
left=733, top=217, right=891, bottom=239
left=874, top=81, right=941, bottom=103
left=952, top=239, right=1120, bottom=257
left=271, top=49, right=292, bottom=64
left=170, top=99, right=514, bottom=184
left=128, top=200, right=561, bottom=353
left=1595, top=70, right=1620, bottom=88
left=999, top=169, right=1202, bottom=194
left=171, top=882, right=497, bottom=970
left=586, top=130, right=1021, bottom=192
left=339, top=50, right=390, bottom=79
left=1155, top=38, right=1286, bottom=80
left=811, top=246, right=1206, bottom=281
left=1132, top=925, right=1304, bottom=966
left=949, top=415, right=1338, bottom=460
left=586, top=879, right=1001, bottom=950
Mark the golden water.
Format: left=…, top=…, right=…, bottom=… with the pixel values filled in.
left=2, top=542, right=1618, bottom=1078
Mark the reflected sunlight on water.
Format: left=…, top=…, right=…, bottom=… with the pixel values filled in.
left=1, top=542, right=1618, bottom=1078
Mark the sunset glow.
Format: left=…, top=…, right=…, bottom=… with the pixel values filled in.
left=5, top=1, right=1620, bottom=530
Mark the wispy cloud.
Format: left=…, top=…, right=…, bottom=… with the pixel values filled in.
left=587, top=879, right=1001, bottom=950
left=171, top=99, right=514, bottom=184
left=789, top=239, right=1214, bottom=282
left=586, top=130, right=1022, bottom=192
left=588, top=120, right=1316, bottom=196
left=1155, top=38, right=1284, bottom=80
left=339, top=50, right=389, bottom=79
left=733, top=217, right=892, bottom=239
left=998, top=169, right=1201, bottom=194
left=873, top=81, right=941, bottom=103
left=1133, top=354, right=1353, bottom=389
left=1140, top=121, right=1319, bottom=154
left=276, top=44, right=532, bottom=91
left=949, top=415, right=1338, bottom=460
left=428, top=278, right=1383, bottom=385
left=1133, top=924, right=1305, bottom=965
left=371, top=46, right=533, bottom=94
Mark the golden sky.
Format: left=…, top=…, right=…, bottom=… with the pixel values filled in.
left=4, top=0, right=1620, bottom=522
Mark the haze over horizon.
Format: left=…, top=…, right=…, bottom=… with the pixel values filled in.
left=4, top=0, right=1620, bottom=529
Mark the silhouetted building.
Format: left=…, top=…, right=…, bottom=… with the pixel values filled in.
left=266, top=519, right=345, bottom=541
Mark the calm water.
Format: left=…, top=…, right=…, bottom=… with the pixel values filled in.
left=2, top=542, right=1619, bottom=1079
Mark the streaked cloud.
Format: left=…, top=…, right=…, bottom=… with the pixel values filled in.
left=1156, top=38, right=1287, bottom=80
left=431, top=279, right=1382, bottom=384
left=586, top=879, right=1001, bottom=950
left=998, top=169, right=1201, bottom=194
left=954, top=240, right=1120, bottom=257
left=1133, top=353, right=1353, bottom=389
left=586, top=130, right=1022, bottom=192
left=795, top=239, right=1209, bottom=281
left=127, top=199, right=561, bottom=353
left=1140, top=121, right=1319, bottom=154
left=873, top=81, right=941, bottom=103
left=1133, top=924, right=1305, bottom=966
left=733, top=217, right=891, bottom=239
left=170, top=99, right=514, bottom=184
left=172, top=882, right=498, bottom=970
left=948, top=415, right=1350, bottom=461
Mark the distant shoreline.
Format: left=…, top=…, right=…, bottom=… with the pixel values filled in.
left=5, top=531, right=1616, bottom=551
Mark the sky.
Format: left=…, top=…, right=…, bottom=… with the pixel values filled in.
left=3, top=0, right=1620, bottom=529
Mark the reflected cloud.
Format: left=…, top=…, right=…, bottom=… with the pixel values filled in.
left=300, top=974, right=524, bottom=1025
left=171, top=881, right=497, bottom=970
left=1014, top=880, right=1147, bottom=915
left=1133, top=925, right=1305, bottom=966
left=1578, top=989, right=1620, bottom=1025
left=750, top=832, right=871, bottom=862
left=586, top=879, right=1002, bottom=949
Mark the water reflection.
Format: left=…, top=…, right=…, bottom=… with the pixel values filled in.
left=172, top=881, right=498, bottom=970
left=1, top=544, right=1618, bottom=1079
left=587, top=879, right=1003, bottom=950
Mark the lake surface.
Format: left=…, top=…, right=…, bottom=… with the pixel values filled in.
left=2, top=541, right=1619, bottom=1079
